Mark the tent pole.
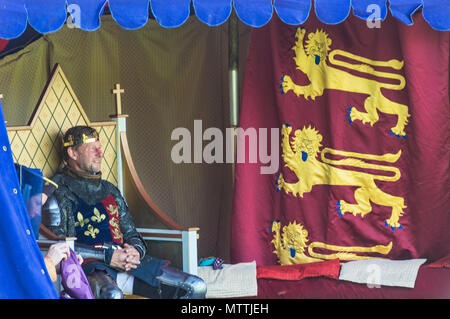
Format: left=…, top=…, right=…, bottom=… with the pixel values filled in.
left=229, top=11, right=239, bottom=188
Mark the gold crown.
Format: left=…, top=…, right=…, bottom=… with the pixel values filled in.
left=63, top=131, right=99, bottom=147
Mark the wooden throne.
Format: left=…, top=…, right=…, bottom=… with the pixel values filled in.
left=6, top=64, right=199, bottom=275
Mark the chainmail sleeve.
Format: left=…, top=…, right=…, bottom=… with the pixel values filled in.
left=111, top=186, right=147, bottom=259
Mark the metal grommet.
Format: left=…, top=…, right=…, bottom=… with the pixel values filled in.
left=41, top=269, right=45, bottom=275
left=13, top=188, right=17, bottom=194
left=26, top=229, right=31, bottom=235
left=2, top=146, right=6, bottom=151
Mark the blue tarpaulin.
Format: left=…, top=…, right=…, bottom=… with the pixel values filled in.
left=0, top=100, right=57, bottom=299
left=0, top=0, right=448, bottom=39
left=15, top=164, right=44, bottom=240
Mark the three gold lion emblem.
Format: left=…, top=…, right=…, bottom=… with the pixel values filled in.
left=273, top=28, right=409, bottom=261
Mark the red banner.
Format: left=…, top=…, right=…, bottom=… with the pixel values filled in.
left=231, top=13, right=449, bottom=266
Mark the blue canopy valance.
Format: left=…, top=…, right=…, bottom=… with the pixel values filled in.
left=0, top=0, right=448, bottom=39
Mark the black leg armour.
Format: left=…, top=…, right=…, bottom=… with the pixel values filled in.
left=87, top=270, right=124, bottom=299
left=133, top=265, right=207, bottom=299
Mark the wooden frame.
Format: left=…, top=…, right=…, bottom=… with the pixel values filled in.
left=114, top=122, right=199, bottom=275
left=7, top=64, right=199, bottom=275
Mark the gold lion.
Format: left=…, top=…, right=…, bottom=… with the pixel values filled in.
left=281, top=28, right=410, bottom=137
left=276, top=124, right=406, bottom=229
left=271, top=220, right=393, bottom=265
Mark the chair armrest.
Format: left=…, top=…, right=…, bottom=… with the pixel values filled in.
left=38, top=225, right=77, bottom=251
left=137, top=227, right=199, bottom=275
left=39, top=224, right=66, bottom=241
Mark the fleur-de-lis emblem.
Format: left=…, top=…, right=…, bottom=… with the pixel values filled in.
left=74, top=212, right=89, bottom=228
left=84, top=224, right=99, bottom=239
left=91, top=208, right=106, bottom=223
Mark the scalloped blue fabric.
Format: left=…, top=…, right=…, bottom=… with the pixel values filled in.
left=109, top=0, right=149, bottom=30
left=315, top=0, right=351, bottom=25
left=422, top=0, right=450, bottom=31
left=234, top=0, right=273, bottom=28
left=193, top=0, right=232, bottom=27
left=0, top=0, right=28, bottom=39
left=0, top=0, right=448, bottom=39
left=274, top=0, right=311, bottom=25
left=25, top=0, right=67, bottom=35
left=150, top=0, right=191, bottom=28
left=389, top=0, right=422, bottom=25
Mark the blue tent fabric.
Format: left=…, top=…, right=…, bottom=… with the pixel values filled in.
left=150, top=0, right=191, bottom=28
left=314, top=0, right=352, bottom=25
left=109, top=0, right=149, bottom=30
left=0, top=1, right=28, bottom=40
left=0, top=101, right=58, bottom=299
left=25, top=0, right=67, bottom=36
left=422, top=0, right=450, bottom=31
left=193, top=0, right=232, bottom=27
left=0, top=0, right=448, bottom=39
left=273, top=0, right=311, bottom=26
left=15, top=164, right=44, bottom=240
left=234, top=0, right=274, bottom=28
left=352, top=0, right=388, bottom=21
left=389, top=0, right=423, bottom=25
left=67, top=0, right=108, bottom=31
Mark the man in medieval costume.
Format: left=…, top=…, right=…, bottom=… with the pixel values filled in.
left=43, top=125, right=206, bottom=299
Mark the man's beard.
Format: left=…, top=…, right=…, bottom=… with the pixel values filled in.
left=86, top=162, right=101, bottom=175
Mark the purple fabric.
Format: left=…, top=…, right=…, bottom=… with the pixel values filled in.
left=60, top=248, right=94, bottom=299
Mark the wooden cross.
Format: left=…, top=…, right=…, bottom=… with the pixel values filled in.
left=112, top=84, right=124, bottom=115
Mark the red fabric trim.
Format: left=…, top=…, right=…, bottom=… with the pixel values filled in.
left=82, top=258, right=97, bottom=266
left=257, top=259, right=340, bottom=281
left=101, top=194, right=124, bottom=245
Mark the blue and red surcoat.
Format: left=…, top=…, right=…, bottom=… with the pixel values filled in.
left=73, top=194, right=124, bottom=247
left=44, top=166, right=165, bottom=287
